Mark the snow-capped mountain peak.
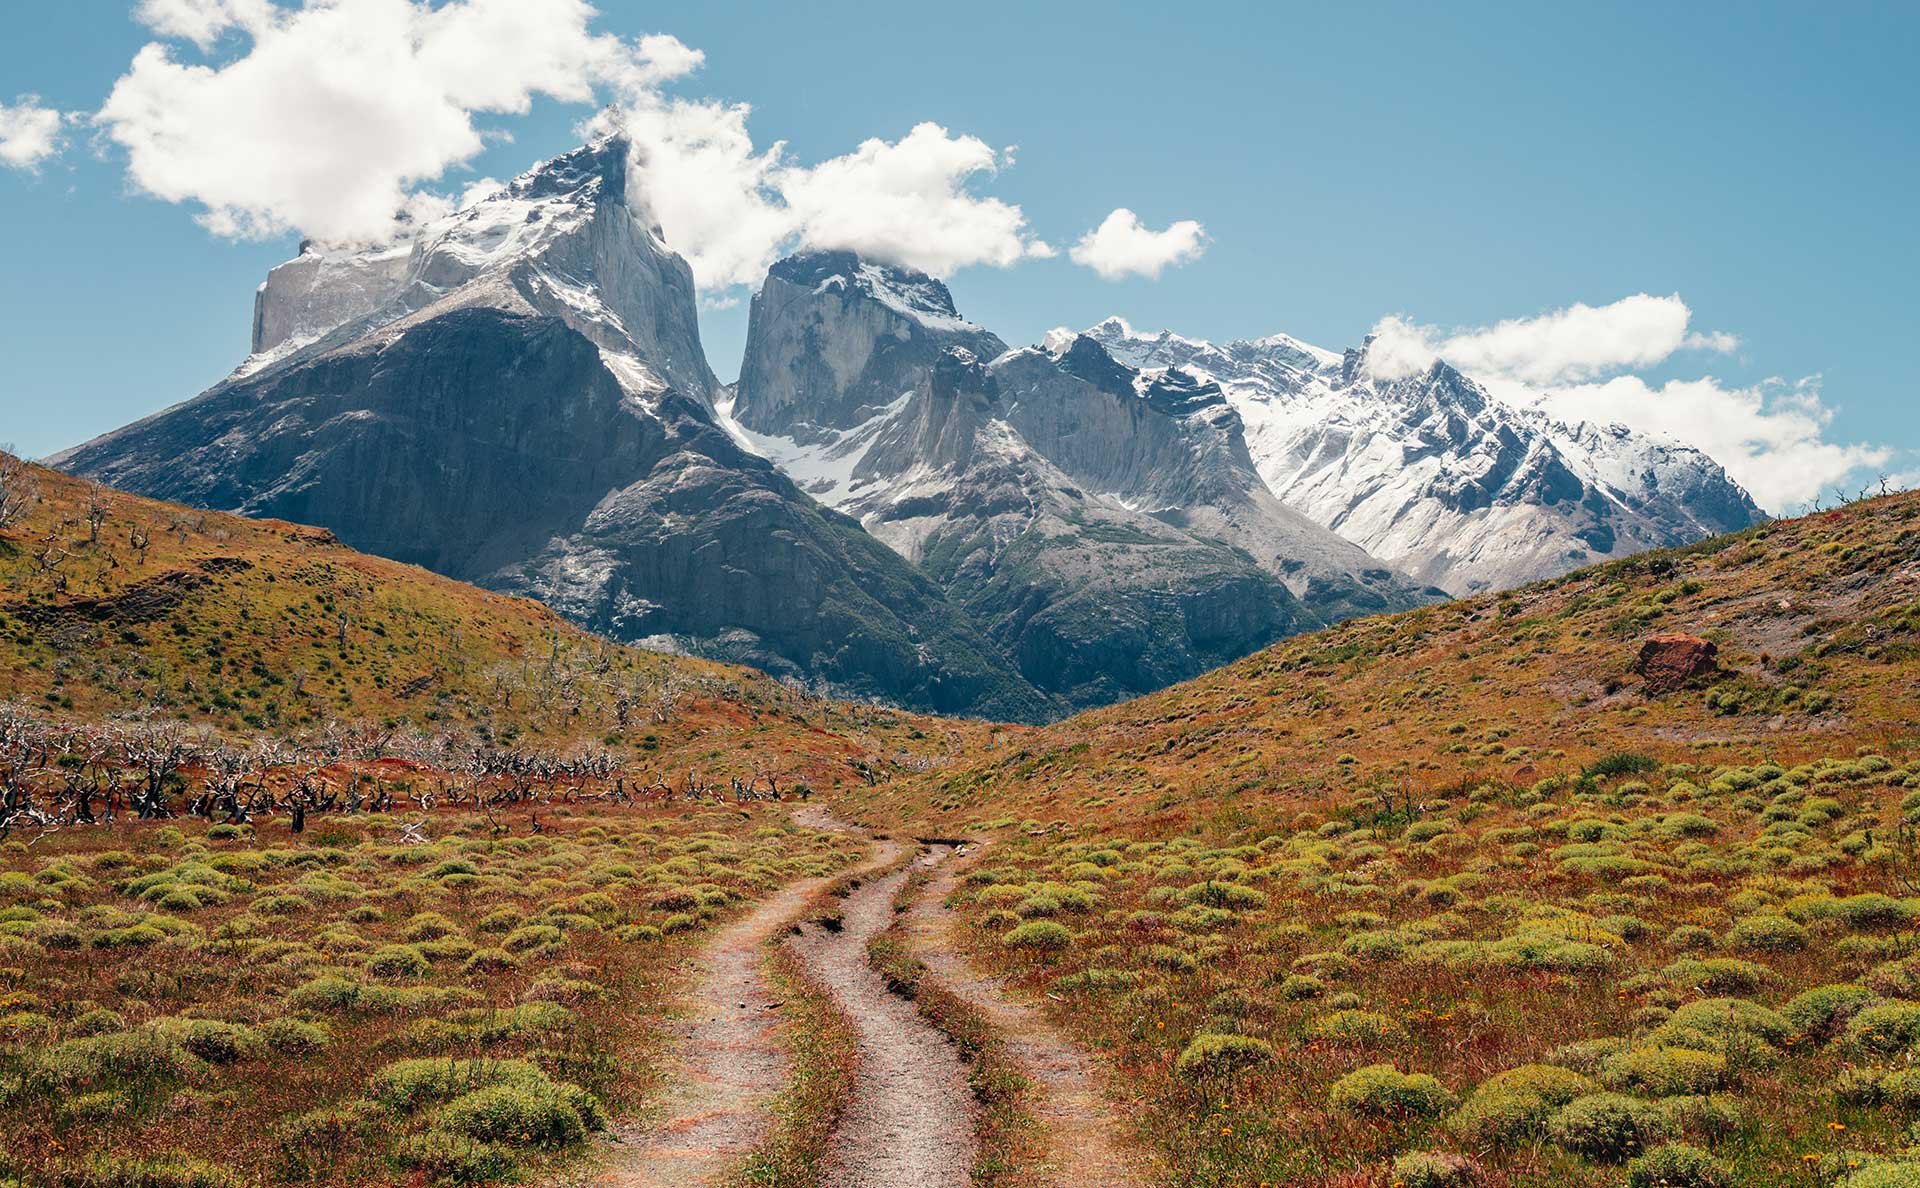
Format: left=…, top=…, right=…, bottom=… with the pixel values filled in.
left=245, top=135, right=716, bottom=403
left=1081, top=317, right=1763, bottom=594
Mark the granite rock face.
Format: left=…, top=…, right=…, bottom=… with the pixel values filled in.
left=54, top=139, right=1054, bottom=722
left=1087, top=319, right=1766, bottom=595
left=722, top=252, right=1436, bottom=706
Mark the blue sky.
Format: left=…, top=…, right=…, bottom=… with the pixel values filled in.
left=1, top=1, right=1914, bottom=509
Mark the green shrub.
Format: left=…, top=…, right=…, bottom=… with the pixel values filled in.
left=1450, top=1088, right=1564, bottom=1148
left=436, top=1080, right=604, bottom=1149
left=1002, top=921, right=1072, bottom=951
left=1848, top=1003, right=1920, bottom=1055
left=1310, top=1009, right=1408, bottom=1045
left=1879, top=1069, right=1920, bottom=1111
left=1785, top=985, right=1880, bottom=1042
left=1180, top=881, right=1268, bottom=911
left=1328, top=1064, right=1456, bottom=1118
left=287, top=975, right=361, bottom=1012
left=364, top=943, right=431, bottom=978
left=462, top=947, right=519, bottom=975
left=1390, top=1151, right=1483, bottom=1188
left=501, top=925, right=563, bottom=955
left=394, top=1132, right=515, bottom=1184
left=1663, top=998, right=1792, bottom=1047
left=1175, top=1032, right=1275, bottom=1079
left=33, top=1029, right=205, bottom=1091
left=368, top=1057, right=551, bottom=1113
left=1278, top=974, right=1325, bottom=1000
left=1626, top=1143, right=1733, bottom=1188
left=1725, top=914, right=1809, bottom=953
left=1479, top=1064, right=1595, bottom=1105
left=1598, top=1046, right=1727, bottom=1097
left=60, top=1154, right=241, bottom=1187
left=1549, top=1093, right=1668, bottom=1162
left=1661, top=958, right=1773, bottom=995
left=151, top=1018, right=259, bottom=1065
left=257, top=1017, right=329, bottom=1055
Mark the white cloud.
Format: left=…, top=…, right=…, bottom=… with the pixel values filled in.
left=603, top=103, right=1053, bottom=289
left=134, top=0, right=275, bottom=48
left=782, top=123, right=1052, bottom=276
left=0, top=96, right=65, bottom=171
left=98, top=0, right=702, bottom=245
left=1525, top=375, right=1890, bottom=512
left=101, top=4, right=1060, bottom=286
left=1364, top=296, right=1886, bottom=513
left=1366, top=294, right=1736, bottom=386
left=1069, top=208, right=1207, bottom=280
left=602, top=96, right=793, bottom=290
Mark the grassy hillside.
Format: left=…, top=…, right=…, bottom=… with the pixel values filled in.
left=875, top=492, right=1920, bottom=828
left=847, top=493, right=1920, bottom=1187
left=0, top=804, right=859, bottom=1186
left=0, top=458, right=1005, bottom=790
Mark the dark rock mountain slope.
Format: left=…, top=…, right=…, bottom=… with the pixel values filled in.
left=53, top=139, right=1054, bottom=722
left=722, top=251, right=1436, bottom=704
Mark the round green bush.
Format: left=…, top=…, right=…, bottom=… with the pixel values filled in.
left=1328, top=1064, right=1456, bottom=1118
left=1786, top=985, right=1880, bottom=1043
left=1626, top=1143, right=1733, bottom=1188
left=1598, top=1046, right=1727, bottom=1097
left=1880, top=1069, right=1920, bottom=1111
left=1725, top=914, right=1809, bottom=953
left=1849, top=1003, right=1920, bottom=1056
left=1278, top=974, right=1325, bottom=1001
left=1180, top=881, right=1268, bottom=911
left=1390, top=1151, right=1483, bottom=1188
left=436, top=1081, right=601, bottom=1150
left=365, top=944, right=431, bottom=978
left=1549, top=1093, right=1668, bottom=1162
left=1310, top=1009, right=1408, bottom=1046
left=1479, top=1064, right=1595, bottom=1105
left=1002, top=921, right=1072, bottom=951
left=1175, top=1032, right=1275, bottom=1079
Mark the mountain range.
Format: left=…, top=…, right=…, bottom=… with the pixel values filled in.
left=52, top=133, right=1764, bottom=719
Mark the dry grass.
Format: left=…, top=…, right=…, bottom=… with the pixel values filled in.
left=0, top=804, right=858, bottom=1186
left=836, top=494, right=1920, bottom=1186
left=0, top=459, right=1005, bottom=791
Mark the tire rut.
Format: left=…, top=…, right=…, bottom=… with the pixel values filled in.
left=789, top=843, right=977, bottom=1188
left=591, top=813, right=880, bottom=1188
left=903, top=841, right=1160, bottom=1188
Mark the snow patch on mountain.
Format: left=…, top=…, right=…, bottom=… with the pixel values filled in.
left=1083, top=318, right=1764, bottom=595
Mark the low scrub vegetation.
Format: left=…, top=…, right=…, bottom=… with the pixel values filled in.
left=0, top=806, right=855, bottom=1184
left=943, top=748, right=1920, bottom=1184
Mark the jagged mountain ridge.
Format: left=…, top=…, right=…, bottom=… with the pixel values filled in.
left=720, top=250, right=1437, bottom=705
left=52, top=138, right=1056, bottom=723
left=1085, top=317, right=1765, bottom=595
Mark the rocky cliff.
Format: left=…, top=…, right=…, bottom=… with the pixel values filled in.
left=55, top=139, right=1054, bottom=722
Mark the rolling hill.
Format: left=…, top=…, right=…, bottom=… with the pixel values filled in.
left=0, top=456, right=1003, bottom=791
left=836, top=491, right=1920, bottom=1186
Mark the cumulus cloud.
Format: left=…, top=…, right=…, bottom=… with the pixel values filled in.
left=99, top=2, right=1060, bottom=287
left=97, top=0, right=703, bottom=244
left=0, top=96, right=66, bottom=171
left=1366, top=294, right=1736, bottom=386
left=1363, top=296, right=1884, bottom=512
left=600, top=101, right=1053, bottom=289
left=1526, top=376, right=1891, bottom=512
left=133, top=0, right=275, bottom=48
left=783, top=124, right=1052, bottom=276
left=1069, top=208, right=1207, bottom=280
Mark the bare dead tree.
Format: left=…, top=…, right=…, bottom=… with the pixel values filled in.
left=123, top=719, right=196, bottom=819
left=129, top=522, right=153, bottom=565
left=83, top=482, right=112, bottom=544
left=31, top=531, right=69, bottom=575
left=0, top=450, right=38, bottom=531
